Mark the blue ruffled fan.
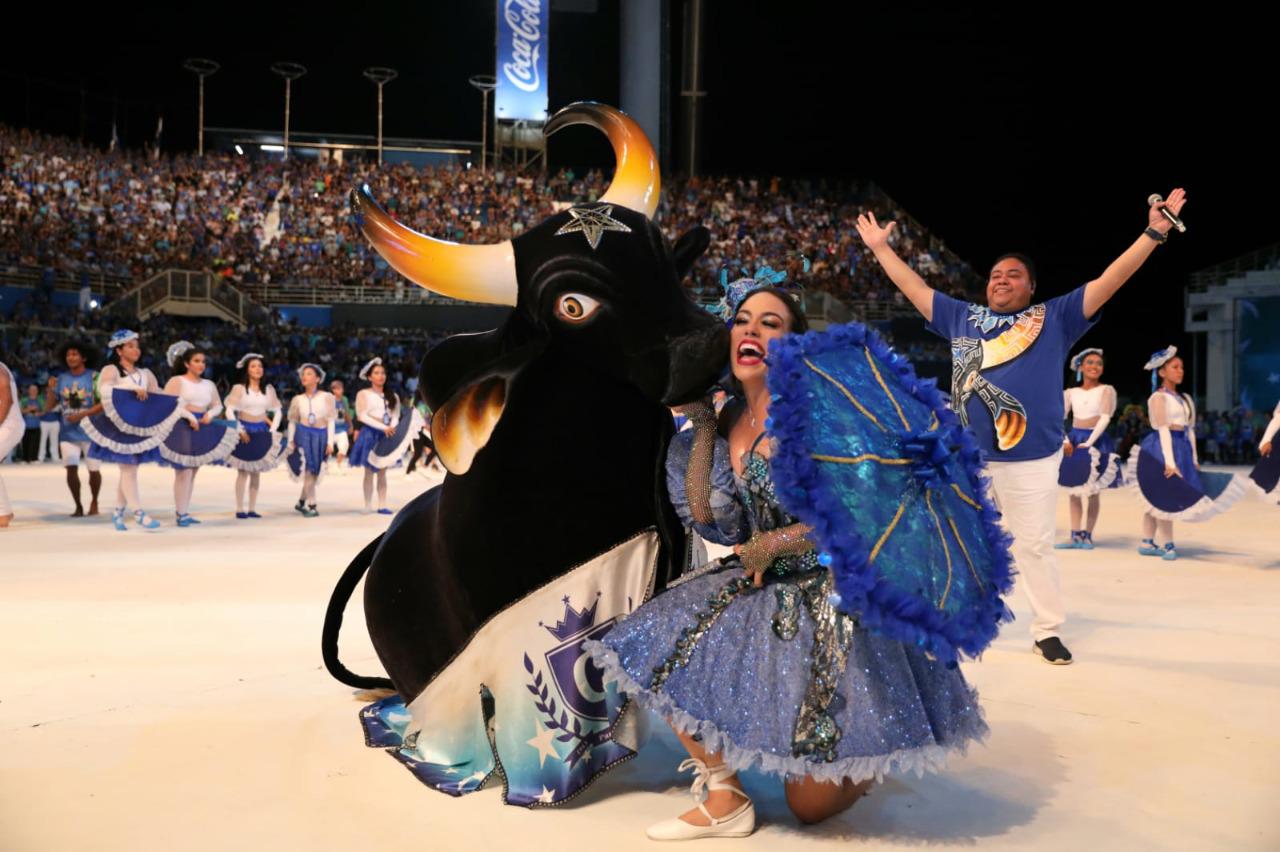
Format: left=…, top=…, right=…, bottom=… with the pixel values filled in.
left=767, top=322, right=1015, bottom=664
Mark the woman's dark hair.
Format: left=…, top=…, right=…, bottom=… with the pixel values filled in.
left=732, top=286, right=810, bottom=334
left=366, top=362, right=398, bottom=413
left=236, top=356, right=264, bottom=393
left=170, top=345, right=208, bottom=382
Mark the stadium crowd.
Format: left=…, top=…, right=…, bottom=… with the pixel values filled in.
left=1, top=124, right=980, bottom=301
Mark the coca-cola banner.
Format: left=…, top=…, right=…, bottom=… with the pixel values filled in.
left=496, top=0, right=550, bottom=121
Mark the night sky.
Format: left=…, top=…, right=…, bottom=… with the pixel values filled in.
left=2, top=3, right=1270, bottom=402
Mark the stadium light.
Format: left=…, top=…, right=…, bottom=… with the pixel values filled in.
left=183, top=58, right=220, bottom=158
left=234, top=144, right=244, bottom=156
left=270, top=62, right=308, bottom=160
left=469, top=75, right=496, bottom=173
left=363, top=67, right=398, bottom=166
left=261, top=144, right=285, bottom=152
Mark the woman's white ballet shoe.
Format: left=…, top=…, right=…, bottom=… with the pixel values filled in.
left=646, top=758, right=755, bottom=841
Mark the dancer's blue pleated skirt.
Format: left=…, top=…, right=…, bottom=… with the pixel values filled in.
left=1128, top=429, right=1248, bottom=521
left=347, top=427, right=380, bottom=469
left=288, top=424, right=328, bottom=478
left=159, top=418, right=240, bottom=470
left=1058, top=427, right=1123, bottom=494
left=226, top=420, right=289, bottom=472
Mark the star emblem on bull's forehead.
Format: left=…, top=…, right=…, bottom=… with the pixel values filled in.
left=554, top=204, right=631, bottom=250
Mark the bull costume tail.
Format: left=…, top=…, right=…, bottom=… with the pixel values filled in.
left=322, top=533, right=394, bottom=690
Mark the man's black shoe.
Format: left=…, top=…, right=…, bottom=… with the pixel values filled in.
left=1033, top=637, right=1073, bottom=665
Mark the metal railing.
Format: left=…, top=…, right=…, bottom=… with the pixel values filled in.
left=237, top=282, right=471, bottom=307
left=114, top=270, right=261, bottom=327
left=0, top=265, right=132, bottom=297
left=1188, top=241, right=1280, bottom=292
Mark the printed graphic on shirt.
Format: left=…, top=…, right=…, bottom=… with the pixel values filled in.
left=950, top=305, right=1045, bottom=451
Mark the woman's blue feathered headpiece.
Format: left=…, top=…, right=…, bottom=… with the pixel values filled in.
left=710, top=258, right=808, bottom=323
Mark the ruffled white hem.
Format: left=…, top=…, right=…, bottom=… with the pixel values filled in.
left=1126, top=449, right=1251, bottom=522
left=101, top=390, right=184, bottom=437
left=582, top=640, right=987, bottom=785
left=367, top=408, right=425, bottom=470
left=225, top=436, right=289, bottom=473
left=1063, top=447, right=1122, bottom=497
left=159, top=428, right=241, bottom=468
left=82, top=418, right=167, bottom=453
left=288, top=457, right=329, bottom=485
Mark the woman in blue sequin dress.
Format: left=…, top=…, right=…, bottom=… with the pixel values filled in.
left=586, top=285, right=987, bottom=840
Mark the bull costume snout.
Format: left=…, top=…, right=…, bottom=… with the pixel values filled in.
left=324, top=103, right=728, bottom=807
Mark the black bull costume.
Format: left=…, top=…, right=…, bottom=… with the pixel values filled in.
left=322, top=103, right=728, bottom=806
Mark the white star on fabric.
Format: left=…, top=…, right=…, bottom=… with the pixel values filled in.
left=1268, top=372, right=1280, bottom=384
left=554, top=204, right=632, bottom=250
left=526, top=719, right=562, bottom=768
left=443, top=767, right=459, bottom=776
left=456, top=770, right=486, bottom=792
left=537, top=786, right=556, bottom=804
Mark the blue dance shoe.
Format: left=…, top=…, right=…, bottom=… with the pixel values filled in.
left=1137, top=538, right=1162, bottom=556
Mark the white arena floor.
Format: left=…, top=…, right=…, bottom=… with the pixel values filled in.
left=1, top=460, right=1276, bottom=851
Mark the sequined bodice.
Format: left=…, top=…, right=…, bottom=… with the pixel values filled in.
left=736, top=449, right=822, bottom=576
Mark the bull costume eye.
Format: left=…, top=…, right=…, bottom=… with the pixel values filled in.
left=556, top=293, right=600, bottom=323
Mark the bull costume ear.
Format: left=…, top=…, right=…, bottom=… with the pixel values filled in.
left=432, top=376, right=507, bottom=476
left=420, top=333, right=548, bottom=475
left=672, top=226, right=711, bottom=280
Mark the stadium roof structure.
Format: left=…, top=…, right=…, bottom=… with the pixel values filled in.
left=205, top=126, right=480, bottom=163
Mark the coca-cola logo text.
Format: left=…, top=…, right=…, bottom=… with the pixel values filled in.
left=502, top=0, right=543, bottom=94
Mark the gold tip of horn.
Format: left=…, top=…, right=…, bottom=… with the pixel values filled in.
left=546, top=102, right=659, bottom=219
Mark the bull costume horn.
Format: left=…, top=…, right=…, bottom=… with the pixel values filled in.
left=350, top=185, right=518, bottom=307
left=351, top=104, right=658, bottom=306
left=545, top=102, right=661, bottom=218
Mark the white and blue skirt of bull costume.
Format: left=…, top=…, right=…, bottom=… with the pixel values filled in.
left=588, top=323, right=1013, bottom=786
left=84, top=387, right=186, bottom=465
